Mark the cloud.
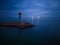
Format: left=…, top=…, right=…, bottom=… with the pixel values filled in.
left=33, top=0, right=59, bottom=8
left=13, top=2, right=28, bottom=8
left=50, top=1, right=58, bottom=7
left=22, top=9, right=51, bottom=16
left=13, top=0, right=59, bottom=10
left=32, top=11, right=50, bottom=15
left=23, top=9, right=40, bottom=12
left=0, top=10, right=19, bottom=14
left=36, top=11, right=50, bottom=14
left=35, top=3, right=45, bottom=7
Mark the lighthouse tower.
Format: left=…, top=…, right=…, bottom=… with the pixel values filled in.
left=18, top=12, right=22, bottom=23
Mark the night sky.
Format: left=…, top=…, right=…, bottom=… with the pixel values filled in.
left=0, top=0, right=60, bottom=18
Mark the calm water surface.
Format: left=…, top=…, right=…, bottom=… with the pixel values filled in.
left=0, top=16, right=60, bottom=45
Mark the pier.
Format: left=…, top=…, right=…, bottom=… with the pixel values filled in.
left=0, top=22, right=33, bottom=29
left=0, top=12, right=33, bottom=29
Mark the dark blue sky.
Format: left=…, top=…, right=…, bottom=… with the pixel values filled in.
left=0, top=0, right=60, bottom=17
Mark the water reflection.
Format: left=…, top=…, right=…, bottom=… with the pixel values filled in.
left=31, top=16, right=40, bottom=25
left=18, top=30, right=23, bottom=44
left=31, top=16, right=34, bottom=24
left=19, top=30, right=23, bottom=40
left=37, top=16, right=40, bottom=25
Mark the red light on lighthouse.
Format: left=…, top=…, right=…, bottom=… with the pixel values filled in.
left=18, top=12, right=22, bottom=15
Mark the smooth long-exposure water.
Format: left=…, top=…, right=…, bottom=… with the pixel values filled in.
left=0, top=0, right=60, bottom=45
left=0, top=14, right=60, bottom=45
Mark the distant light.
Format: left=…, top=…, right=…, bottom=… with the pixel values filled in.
left=32, top=16, right=34, bottom=19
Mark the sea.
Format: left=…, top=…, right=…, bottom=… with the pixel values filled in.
left=0, top=12, right=60, bottom=45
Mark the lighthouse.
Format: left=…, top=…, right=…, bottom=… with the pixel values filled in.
left=18, top=12, right=22, bottom=23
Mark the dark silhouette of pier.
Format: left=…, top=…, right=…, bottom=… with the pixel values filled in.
left=0, top=12, right=33, bottom=29
left=0, top=22, right=33, bottom=29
